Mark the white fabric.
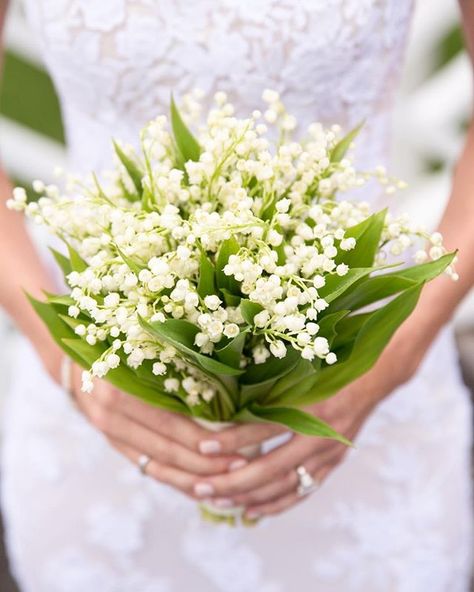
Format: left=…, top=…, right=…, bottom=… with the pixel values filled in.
left=2, top=1, right=473, bottom=591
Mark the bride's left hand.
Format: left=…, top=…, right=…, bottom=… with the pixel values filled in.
left=194, top=351, right=417, bottom=520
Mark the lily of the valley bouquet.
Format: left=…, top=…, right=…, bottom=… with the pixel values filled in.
left=9, top=90, right=455, bottom=522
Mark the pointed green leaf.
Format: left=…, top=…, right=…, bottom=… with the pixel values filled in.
left=296, top=282, right=424, bottom=404
left=239, top=300, right=264, bottom=326
left=331, top=121, right=364, bottom=163
left=240, top=346, right=300, bottom=386
left=220, top=289, right=241, bottom=307
left=216, top=237, right=241, bottom=295
left=139, top=317, right=244, bottom=376
left=197, top=251, right=217, bottom=298
left=329, top=252, right=455, bottom=313
left=62, top=338, right=187, bottom=413
left=337, top=209, right=387, bottom=268
left=26, top=295, right=87, bottom=366
left=215, top=330, right=248, bottom=369
left=319, top=267, right=378, bottom=303
left=49, top=247, right=72, bottom=278
left=44, top=293, right=75, bottom=307
left=267, top=311, right=348, bottom=404
left=247, top=405, right=351, bottom=445
left=170, top=96, right=201, bottom=163
left=63, top=241, right=88, bottom=273
left=113, top=141, right=144, bottom=194
left=115, top=245, right=145, bottom=274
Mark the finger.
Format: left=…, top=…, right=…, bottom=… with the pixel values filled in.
left=194, top=435, right=332, bottom=498
left=110, top=440, right=199, bottom=499
left=239, top=448, right=347, bottom=514
left=87, top=399, right=242, bottom=476
left=73, top=369, right=217, bottom=455
left=232, top=446, right=340, bottom=507
left=198, top=422, right=286, bottom=456
left=244, top=490, right=304, bottom=521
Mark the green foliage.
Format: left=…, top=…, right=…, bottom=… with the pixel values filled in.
left=113, top=141, right=144, bottom=194
left=197, top=251, right=217, bottom=298
left=215, top=237, right=241, bottom=296
left=0, top=51, right=64, bottom=143
left=244, top=405, right=351, bottom=445
left=296, top=282, right=424, bottom=404
left=139, top=317, right=244, bottom=377
left=330, top=122, right=364, bottom=163
left=170, top=96, right=201, bottom=164
left=337, top=209, right=387, bottom=268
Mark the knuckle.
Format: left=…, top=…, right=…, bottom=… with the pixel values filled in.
left=98, top=387, right=120, bottom=411
left=199, top=457, right=229, bottom=476
left=89, top=406, right=111, bottom=433
left=218, top=432, right=239, bottom=452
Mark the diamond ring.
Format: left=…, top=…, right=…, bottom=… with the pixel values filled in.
left=296, top=465, right=319, bottom=497
left=138, top=454, right=152, bottom=475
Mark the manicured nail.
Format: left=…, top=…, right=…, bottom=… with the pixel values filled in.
left=199, top=440, right=222, bottom=455
left=213, top=498, right=235, bottom=509
left=229, top=459, right=248, bottom=472
left=194, top=482, right=215, bottom=497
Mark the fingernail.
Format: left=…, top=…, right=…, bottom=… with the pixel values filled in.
left=229, top=459, right=248, bottom=472
left=194, top=482, right=215, bottom=497
left=213, top=498, right=235, bottom=509
left=245, top=511, right=261, bottom=520
left=199, top=440, right=222, bottom=455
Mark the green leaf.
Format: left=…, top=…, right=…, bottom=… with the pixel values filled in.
left=329, top=253, right=455, bottom=313
left=247, top=405, right=351, bottom=445
left=220, top=289, right=241, bottom=307
left=64, top=241, right=88, bottom=273
left=26, top=295, right=88, bottom=366
left=170, top=95, right=201, bottom=163
left=337, top=210, right=387, bottom=268
left=115, top=245, right=145, bottom=274
left=329, top=275, right=416, bottom=312
left=139, top=317, right=244, bottom=376
left=44, top=293, right=75, bottom=307
left=319, top=267, right=378, bottom=303
left=49, top=247, right=72, bottom=277
left=296, top=282, right=424, bottom=405
left=267, top=311, right=348, bottom=404
left=215, top=330, right=248, bottom=369
left=240, top=346, right=300, bottom=386
left=239, top=300, right=263, bottom=326
left=331, top=312, right=372, bottom=349
left=215, top=237, right=241, bottom=295
left=28, top=295, right=188, bottom=414
left=141, top=184, right=155, bottom=212
left=113, top=141, right=144, bottom=194
left=331, top=122, right=364, bottom=163
left=197, top=251, right=216, bottom=298
left=62, top=338, right=187, bottom=413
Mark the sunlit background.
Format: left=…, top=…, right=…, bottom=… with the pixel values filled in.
left=0, top=1, right=472, bottom=589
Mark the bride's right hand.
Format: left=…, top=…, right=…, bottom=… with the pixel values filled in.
left=69, top=363, right=245, bottom=500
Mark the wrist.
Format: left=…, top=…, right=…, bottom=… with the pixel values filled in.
left=36, top=338, right=64, bottom=385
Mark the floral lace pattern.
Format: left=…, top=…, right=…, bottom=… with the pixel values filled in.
left=1, top=1, right=473, bottom=590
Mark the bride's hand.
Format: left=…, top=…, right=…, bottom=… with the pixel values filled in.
left=69, top=363, right=245, bottom=500
left=193, top=347, right=418, bottom=519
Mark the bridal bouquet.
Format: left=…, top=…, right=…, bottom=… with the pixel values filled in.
left=9, top=90, right=455, bottom=519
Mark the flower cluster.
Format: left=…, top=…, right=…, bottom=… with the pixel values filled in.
left=8, top=91, right=455, bottom=408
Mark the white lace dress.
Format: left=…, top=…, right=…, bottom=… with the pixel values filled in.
left=1, top=1, right=473, bottom=591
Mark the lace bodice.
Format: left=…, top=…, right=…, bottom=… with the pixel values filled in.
left=23, top=0, right=414, bottom=175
